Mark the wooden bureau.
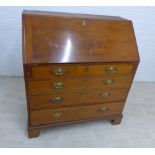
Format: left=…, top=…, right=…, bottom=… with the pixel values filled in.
left=22, top=10, right=140, bottom=138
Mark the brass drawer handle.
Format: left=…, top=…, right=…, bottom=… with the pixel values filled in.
left=106, top=66, right=117, bottom=73
left=52, top=112, right=63, bottom=118
left=79, top=106, right=85, bottom=112
left=103, top=79, right=113, bottom=85
left=84, top=66, right=89, bottom=72
left=53, top=68, right=66, bottom=75
left=50, top=97, right=64, bottom=103
left=53, top=82, right=65, bottom=89
left=99, top=107, right=108, bottom=112
left=101, top=92, right=111, bottom=98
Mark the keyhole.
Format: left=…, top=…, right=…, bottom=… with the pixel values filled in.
left=84, top=66, right=89, bottom=72
left=82, top=20, right=87, bottom=26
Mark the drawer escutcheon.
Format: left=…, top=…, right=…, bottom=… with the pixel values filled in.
left=79, top=90, right=86, bottom=96
left=82, top=19, right=87, bottom=26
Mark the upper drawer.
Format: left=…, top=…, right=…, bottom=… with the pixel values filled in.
left=27, top=76, right=132, bottom=95
left=27, top=63, right=134, bottom=79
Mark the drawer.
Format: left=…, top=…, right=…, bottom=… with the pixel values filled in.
left=28, top=76, right=132, bottom=95
left=30, top=63, right=134, bottom=79
left=29, top=88, right=128, bottom=110
left=30, top=102, right=124, bottom=126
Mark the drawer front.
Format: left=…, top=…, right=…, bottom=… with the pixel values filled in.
left=30, top=102, right=124, bottom=126
left=29, top=88, right=128, bottom=110
left=30, top=63, right=134, bottom=79
left=28, top=76, right=132, bottom=95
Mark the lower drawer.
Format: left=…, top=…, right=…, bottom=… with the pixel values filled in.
left=30, top=102, right=124, bottom=126
left=29, top=88, right=128, bottom=110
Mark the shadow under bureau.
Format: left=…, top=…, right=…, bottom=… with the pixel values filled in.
left=22, top=10, right=140, bottom=138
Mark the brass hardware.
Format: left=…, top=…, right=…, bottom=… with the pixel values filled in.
left=103, top=79, right=113, bottom=85
left=53, top=68, right=66, bottom=75
left=106, top=66, right=117, bottom=73
left=52, top=112, right=63, bottom=118
left=101, top=92, right=111, bottom=97
left=80, top=91, right=86, bottom=96
left=82, top=19, right=87, bottom=26
left=79, top=106, right=85, bottom=112
left=53, top=82, right=64, bottom=89
left=84, top=66, right=89, bottom=72
left=83, top=79, right=88, bottom=83
left=99, top=107, right=108, bottom=112
left=50, top=97, right=64, bottom=103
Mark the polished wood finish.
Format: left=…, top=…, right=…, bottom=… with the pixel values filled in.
left=29, top=63, right=134, bottom=79
left=29, top=89, right=128, bottom=110
left=28, top=76, right=132, bottom=95
left=27, top=114, right=122, bottom=138
left=27, top=128, right=40, bottom=138
left=23, top=11, right=139, bottom=64
left=111, top=114, right=123, bottom=125
left=30, top=102, right=124, bottom=126
left=23, top=10, right=139, bottom=138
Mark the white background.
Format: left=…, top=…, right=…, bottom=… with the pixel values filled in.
left=0, top=6, right=155, bottom=82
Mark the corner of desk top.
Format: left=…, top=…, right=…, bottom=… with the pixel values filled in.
left=21, top=10, right=130, bottom=21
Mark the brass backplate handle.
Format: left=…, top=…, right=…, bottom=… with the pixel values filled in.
left=53, top=82, right=65, bottom=89
left=101, top=92, right=111, bottom=97
left=79, top=106, right=85, bottom=112
left=50, top=97, right=64, bottom=103
left=52, top=112, right=63, bottom=118
left=103, top=79, right=113, bottom=85
left=106, top=66, right=117, bottom=73
left=84, top=66, right=89, bottom=72
left=99, top=107, right=108, bottom=112
left=53, top=68, right=66, bottom=75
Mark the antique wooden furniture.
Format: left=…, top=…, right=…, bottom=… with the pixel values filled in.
left=22, top=10, right=139, bottom=138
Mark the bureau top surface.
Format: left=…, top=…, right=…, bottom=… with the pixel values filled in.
left=22, top=10, right=139, bottom=64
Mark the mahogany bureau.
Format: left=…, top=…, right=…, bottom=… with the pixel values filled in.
left=22, top=10, right=140, bottom=138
